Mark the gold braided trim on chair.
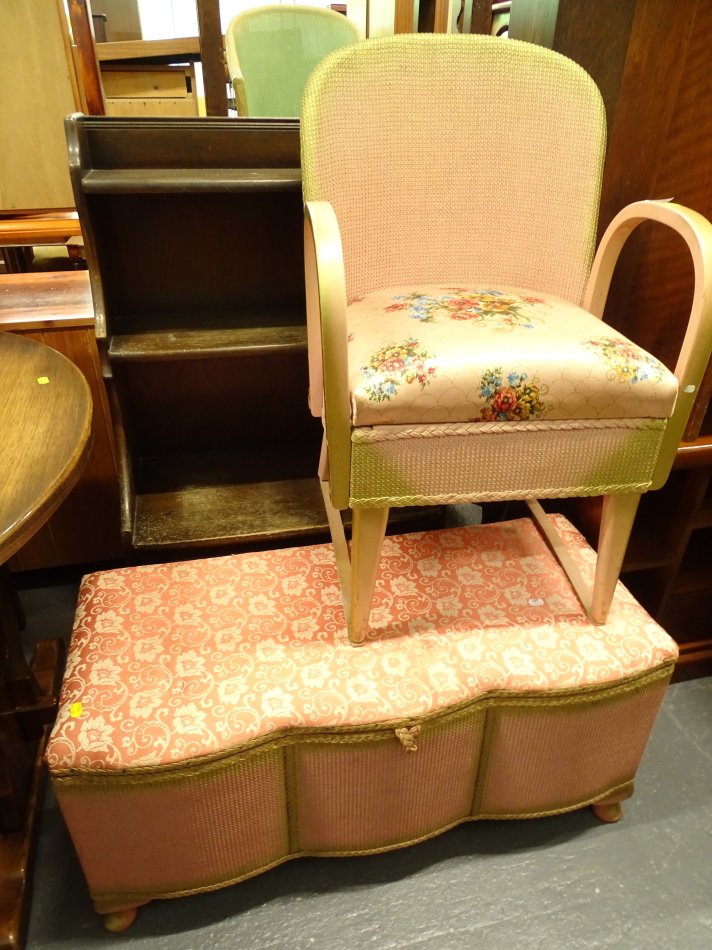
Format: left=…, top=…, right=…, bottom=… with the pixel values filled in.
left=351, top=418, right=666, bottom=442
left=349, top=418, right=666, bottom=507
left=350, top=483, right=654, bottom=508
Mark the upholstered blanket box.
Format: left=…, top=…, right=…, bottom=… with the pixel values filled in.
left=45, top=515, right=677, bottom=931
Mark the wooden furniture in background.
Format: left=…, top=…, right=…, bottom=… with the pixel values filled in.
left=196, top=0, right=230, bottom=116
left=0, top=213, right=84, bottom=273
left=97, top=37, right=203, bottom=118
left=68, top=0, right=106, bottom=115
left=0, top=0, right=80, bottom=211
left=95, top=37, right=202, bottom=63
left=516, top=0, right=712, bottom=677
left=69, top=1, right=208, bottom=119
left=0, top=331, right=92, bottom=949
left=0, top=272, right=122, bottom=571
left=102, top=64, right=199, bottom=117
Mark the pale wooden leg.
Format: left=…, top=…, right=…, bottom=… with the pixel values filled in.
left=592, top=801, right=623, bottom=823
left=94, top=898, right=149, bottom=931
left=320, top=478, right=352, bottom=625
left=102, top=908, right=139, bottom=932
left=591, top=493, right=641, bottom=625
left=349, top=507, right=389, bottom=646
left=591, top=785, right=632, bottom=823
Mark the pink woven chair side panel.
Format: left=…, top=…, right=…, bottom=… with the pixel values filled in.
left=294, top=713, right=485, bottom=852
left=55, top=750, right=288, bottom=899
left=302, top=35, right=606, bottom=305
left=476, top=674, right=671, bottom=816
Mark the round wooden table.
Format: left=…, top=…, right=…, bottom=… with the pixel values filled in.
left=0, top=330, right=91, bottom=948
left=0, top=331, right=92, bottom=561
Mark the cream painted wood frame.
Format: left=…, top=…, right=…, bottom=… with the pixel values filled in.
left=305, top=200, right=712, bottom=645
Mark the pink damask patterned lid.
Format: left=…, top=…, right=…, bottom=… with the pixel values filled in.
left=45, top=515, right=677, bottom=773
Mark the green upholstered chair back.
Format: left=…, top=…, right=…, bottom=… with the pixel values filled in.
left=226, top=5, right=362, bottom=117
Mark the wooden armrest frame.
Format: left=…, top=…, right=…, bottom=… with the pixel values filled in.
left=304, top=201, right=352, bottom=509
left=583, top=200, right=712, bottom=490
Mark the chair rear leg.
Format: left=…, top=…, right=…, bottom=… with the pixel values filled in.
left=591, top=493, right=641, bottom=624
left=350, top=507, right=389, bottom=646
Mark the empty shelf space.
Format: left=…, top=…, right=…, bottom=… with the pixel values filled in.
left=133, top=446, right=327, bottom=549
left=133, top=477, right=327, bottom=550
left=82, top=167, right=302, bottom=193
left=621, top=525, right=675, bottom=573
left=109, top=309, right=307, bottom=360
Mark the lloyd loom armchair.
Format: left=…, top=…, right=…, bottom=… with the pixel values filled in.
left=302, top=34, right=712, bottom=646
left=225, top=5, right=362, bottom=117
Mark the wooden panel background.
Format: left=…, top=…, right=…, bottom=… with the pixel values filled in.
left=554, top=0, right=712, bottom=431
left=0, top=0, right=79, bottom=211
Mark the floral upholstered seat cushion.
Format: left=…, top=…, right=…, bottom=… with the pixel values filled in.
left=347, top=285, right=678, bottom=427
left=46, top=515, right=677, bottom=772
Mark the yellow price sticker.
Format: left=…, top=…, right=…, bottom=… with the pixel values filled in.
left=70, top=702, right=84, bottom=718
left=37, top=377, right=49, bottom=385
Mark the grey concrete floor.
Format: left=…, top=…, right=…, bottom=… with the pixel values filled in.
left=19, top=583, right=712, bottom=950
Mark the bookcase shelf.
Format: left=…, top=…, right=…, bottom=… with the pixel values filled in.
left=82, top=167, right=302, bottom=193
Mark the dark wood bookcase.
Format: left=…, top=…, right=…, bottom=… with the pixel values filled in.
left=67, top=115, right=329, bottom=556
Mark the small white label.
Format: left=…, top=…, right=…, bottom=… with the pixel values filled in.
left=528, top=598, right=544, bottom=607
left=684, top=384, right=696, bottom=394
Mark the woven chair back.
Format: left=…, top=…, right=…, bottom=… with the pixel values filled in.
left=226, top=5, right=362, bottom=117
left=302, top=34, right=607, bottom=305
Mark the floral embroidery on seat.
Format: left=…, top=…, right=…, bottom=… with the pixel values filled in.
left=583, top=337, right=667, bottom=385
left=473, top=368, right=549, bottom=421
left=384, top=289, right=549, bottom=332
left=361, top=339, right=436, bottom=402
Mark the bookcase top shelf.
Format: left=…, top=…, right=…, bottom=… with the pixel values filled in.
left=82, top=167, right=302, bottom=194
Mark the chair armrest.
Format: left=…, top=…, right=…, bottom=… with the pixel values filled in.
left=583, top=200, right=712, bottom=489
left=304, top=200, right=352, bottom=508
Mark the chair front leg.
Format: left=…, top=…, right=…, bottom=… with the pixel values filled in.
left=591, top=493, right=641, bottom=625
left=350, top=507, right=389, bottom=646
